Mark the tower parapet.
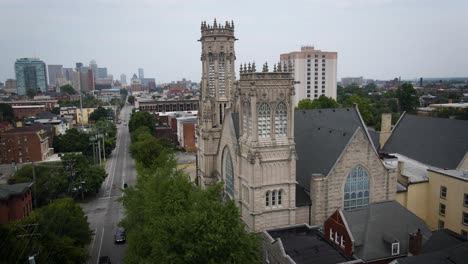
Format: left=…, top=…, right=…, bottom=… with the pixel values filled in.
left=200, top=19, right=235, bottom=38
left=239, top=62, right=294, bottom=81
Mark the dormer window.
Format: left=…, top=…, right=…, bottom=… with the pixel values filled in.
left=391, top=242, right=400, bottom=256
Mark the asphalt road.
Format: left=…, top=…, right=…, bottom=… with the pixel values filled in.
left=81, top=104, right=136, bottom=264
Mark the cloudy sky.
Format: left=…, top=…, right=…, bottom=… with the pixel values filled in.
left=1, top=0, right=467, bottom=83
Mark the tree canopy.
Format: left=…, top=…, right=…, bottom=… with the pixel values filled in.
left=0, top=103, right=15, bottom=122
left=396, top=83, right=420, bottom=112
left=89, top=106, right=112, bottom=122
left=60, top=84, right=76, bottom=94
left=343, top=94, right=374, bottom=125
left=296, top=96, right=339, bottom=110
left=129, top=111, right=155, bottom=133
left=127, top=95, right=135, bottom=105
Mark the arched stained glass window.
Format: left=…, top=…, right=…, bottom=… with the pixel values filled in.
left=275, top=102, right=287, bottom=137
left=224, top=148, right=234, bottom=198
left=344, top=166, right=370, bottom=211
left=258, top=103, right=271, bottom=138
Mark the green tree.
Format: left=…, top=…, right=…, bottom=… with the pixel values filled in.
left=0, top=103, right=15, bottom=122
left=343, top=94, right=374, bottom=125
left=26, top=88, right=37, bottom=98
left=61, top=153, right=106, bottom=195
left=54, top=128, right=89, bottom=153
left=120, top=88, right=128, bottom=96
left=51, top=106, right=60, bottom=114
left=121, top=150, right=260, bottom=264
left=60, top=84, right=76, bottom=94
left=129, top=111, right=155, bottom=133
left=128, top=95, right=135, bottom=105
left=396, top=83, right=419, bottom=112
left=89, top=106, right=112, bottom=122
left=296, top=96, right=339, bottom=110
left=131, top=126, right=152, bottom=142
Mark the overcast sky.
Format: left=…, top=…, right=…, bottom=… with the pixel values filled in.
left=1, top=0, right=467, bottom=83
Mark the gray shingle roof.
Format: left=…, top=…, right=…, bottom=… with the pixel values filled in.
left=343, top=201, right=432, bottom=261
left=0, top=182, right=34, bottom=200
left=294, top=108, right=368, bottom=191
left=231, top=112, right=240, bottom=140
left=382, top=114, right=468, bottom=169
left=422, top=229, right=468, bottom=253
left=395, top=242, right=468, bottom=264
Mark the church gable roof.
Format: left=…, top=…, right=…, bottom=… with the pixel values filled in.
left=382, top=114, right=468, bottom=169
left=294, top=107, right=368, bottom=191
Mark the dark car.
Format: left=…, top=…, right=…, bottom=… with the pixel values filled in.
left=99, top=256, right=111, bottom=264
left=114, top=227, right=126, bottom=244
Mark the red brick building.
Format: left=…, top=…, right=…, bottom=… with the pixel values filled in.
left=12, top=105, right=47, bottom=118
left=0, top=126, right=49, bottom=164
left=182, top=123, right=196, bottom=152
left=3, top=99, right=58, bottom=110
left=0, top=182, right=34, bottom=224
left=0, top=122, right=13, bottom=132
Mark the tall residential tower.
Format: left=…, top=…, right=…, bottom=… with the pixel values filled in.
left=15, top=58, right=48, bottom=96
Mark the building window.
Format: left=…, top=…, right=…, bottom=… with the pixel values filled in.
left=463, top=212, right=468, bottom=226
left=335, top=232, right=339, bottom=245
left=438, top=220, right=445, bottom=229
left=272, top=190, right=276, bottom=206
left=440, top=186, right=447, bottom=199
left=344, top=166, right=370, bottom=211
left=275, top=102, right=287, bottom=137
left=439, top=203, right=446, bottom=216
left=208, top=53, right=215, bottom=97
left=329, top=228, right=334, bottom=241
left=218, top=54, right=226, bottom=96
left=340, top=236, right=345, bottom=248
left=224, top=148, right=234, bottom=198
left=461, top=230, right=468, bottom=238
left=391, top=242, right=400, bottom=256
left=464, top=193, right=468, bottom=207
left=278, top=190, right=282, bottom=205
left=266, top=191, right=270, bottom=207
left=258, top=103, right=271, bottom=138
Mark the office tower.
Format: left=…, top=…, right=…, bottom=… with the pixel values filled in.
left=120, top=74, right=127, bottom=85
left=97, top=67, right=108, bottom=79
left=280, top=46, right=337, bottom=106
left=48, top=65, right=64, bottom=86
left=138, top=68, right=144, bottom=79
left=76, top=62, right=83, bottom=71
left=62, top=68, right=74, bottom=82
left=15, top=58, right=48, bottom=96
left=89, top=60, right=98, bottom=80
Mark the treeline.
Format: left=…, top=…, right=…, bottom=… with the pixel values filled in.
left=120, top=112, right=260, bottom=263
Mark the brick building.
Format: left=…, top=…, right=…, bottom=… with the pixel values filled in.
left=12, top=105, right=47, bottom=118
left=0, top=182, right=34, bottom=224
left=136, top=98, right=199, bottom=113
left=0, top=126, right=49, bottom=164
left=2, top=99, right=58, bottom=110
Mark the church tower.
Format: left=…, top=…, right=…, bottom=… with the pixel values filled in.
left=237, top=62, right=297, bottom=232
left=197, top=19, right=237, bottom=186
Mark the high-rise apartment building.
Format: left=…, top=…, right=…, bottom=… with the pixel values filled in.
left=48, top=65, right=64, bottom=86
left=62, top=68, right=74, bottom=82
left=280, top=46, right=337, bottom=106
left=4, top=79, right=17, bottom=94
left=120, top=74, right=127, bottom=85
left=138, top=68, right=144, bottom=79
left=89, top=60, right=98, bottom=81
left=97, top=67, right=108, bottom=79
left=14, top=58, right=48, bottom=96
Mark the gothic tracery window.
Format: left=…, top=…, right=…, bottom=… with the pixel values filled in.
left=275, top=102, right=287, bottom=137
left=208, top=53, right=215, bottom=97
left=258, top=103, right=271, bottom=138
left=224, top=148, right=234, bottom=198
left=344, top=166, right=370, bottom=211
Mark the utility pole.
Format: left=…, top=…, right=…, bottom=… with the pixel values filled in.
left=97, top=136, right=102, bottom=166
left=102, top=133, right=106, bottom=162
left=79, top=89, right=84, bottom=129
left=32, top=162, right=37, bottom=209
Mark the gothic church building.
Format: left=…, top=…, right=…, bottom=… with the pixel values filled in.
left=197, top=20, right=397, bottom=232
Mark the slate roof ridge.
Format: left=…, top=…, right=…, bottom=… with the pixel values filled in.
left=352, top=104, right=379, bottom=155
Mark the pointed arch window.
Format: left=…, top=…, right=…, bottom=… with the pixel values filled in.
left=218, top=53, right=226, bottom=96
left=258, top=103, right=271, bottom=138
left=224, top=148, right=234, bottom=198
left=265, top=191, right=270, bottom=207
left=344, top=166, right=370, bottom=211
left=275, top=102, right=287, bottom=137
left=208, top=53, right=215, bottom=97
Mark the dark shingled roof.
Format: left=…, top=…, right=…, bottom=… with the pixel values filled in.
left=294, top=108, right=368, bottom=191
left=382, top=114, right=468, bottom=169
left=267, top=225, right=354, bottom=264
left=368, top=129, right=381, bottom=151
left=0, top=182, right=34, bottom=200
left=395, top=242, right=468, bottom=264
left=231, top=112, right=240, bottom=140
left=422, top=229, right=468, bottom=253
left=343, top=201, right=432, bottom=261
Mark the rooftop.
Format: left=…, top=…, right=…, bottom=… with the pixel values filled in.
left=0, top=182, right=34, bottom=200
left=265, top=225, right=354, bottom=264
left=428, top=168, right=468, bottom=182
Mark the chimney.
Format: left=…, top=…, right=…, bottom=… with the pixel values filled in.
left=448, top=99, right=453, bottom=104
left=379, top=113, right=392, bottom=147
left=408, top=229, right=423, bottom=256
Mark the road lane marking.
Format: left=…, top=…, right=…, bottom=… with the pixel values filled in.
left=96, top=227, right=105, bottom=264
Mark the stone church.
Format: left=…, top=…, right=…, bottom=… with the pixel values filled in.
left=196, top=20, right=397, bottom=232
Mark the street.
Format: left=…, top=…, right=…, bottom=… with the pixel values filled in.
left=81, top=104, right=135, bottom=264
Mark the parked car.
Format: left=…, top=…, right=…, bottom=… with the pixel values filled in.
left=99, top=256, right=111, bottom=264
left=114, top=227, right=126, bottom=244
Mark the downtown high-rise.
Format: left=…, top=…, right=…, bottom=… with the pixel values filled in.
left=15, top=58, right=48, bottom=96
left=280, top=46, right=337, bottom=106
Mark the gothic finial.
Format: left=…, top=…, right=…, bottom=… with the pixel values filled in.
left=248, top=62, right=252, bottom=72
left=225, top=21, right=229, bottom=28
left=252, top=62, right=256, bottom=72
left=277, top=62, right=282, bottom=72
left=288, top=61, right=293, bottom=71
left=273, top=63, right=277, bottom=72
left=284, top=62, right=288, bottom=72
left=240, top=64, right=243, bottom=74
left=231, top=20, right=234, bottom=28
left=244, top=63, right=247, bottom=73
left=201, top=21, right=204, bottom=30
left=213, top=18, right=217, bottom=28
left=263, top=62, right=268, bottom=72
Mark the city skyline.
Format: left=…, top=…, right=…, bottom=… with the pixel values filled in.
left=1, top=0, right=467, bottom=83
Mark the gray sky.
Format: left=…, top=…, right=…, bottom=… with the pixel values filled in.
left=1, top=0, right=467, bottom=83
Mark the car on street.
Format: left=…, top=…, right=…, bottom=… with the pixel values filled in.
left=99, top=256, right=111, bottom=264
left=114, top=227, right=126, bottom=244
